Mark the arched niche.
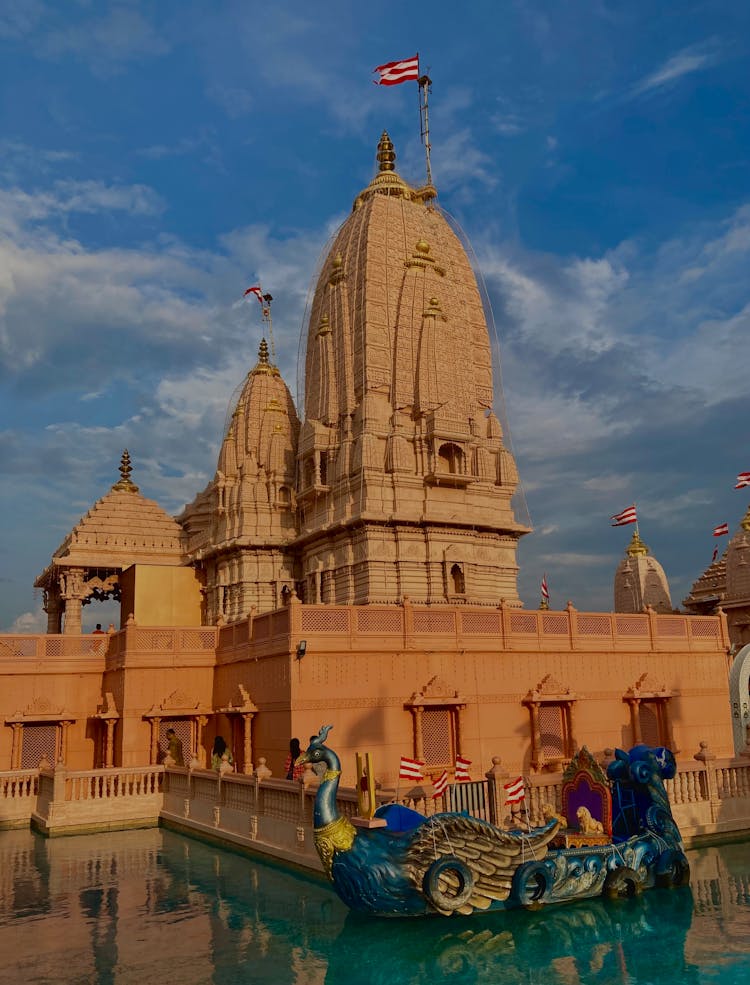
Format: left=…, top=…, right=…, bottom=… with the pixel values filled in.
left=728, top=643, right=750, bottom=756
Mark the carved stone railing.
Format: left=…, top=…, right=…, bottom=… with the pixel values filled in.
left=0, top=634, right=108, bottom=660
left=3, top=746, right=749, bottom=856
left=32, top=764, right=164, bottom=835
left=0, top=770, right=39, bottom=828
left=215, top=602, right=729, bottom=658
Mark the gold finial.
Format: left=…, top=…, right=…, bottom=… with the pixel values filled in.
left=251, top=337, right=276, bottom=375
left=377, top=131, right=396, bottom=172
left=415, top=238, right=430, bottom=254
left=332, top=252, right=343, bottom=269
left=741, top=505, right=750, bottom=532
left=626, top=530, right=649, bottom=557
left=112, top=449, right=139, bottom=492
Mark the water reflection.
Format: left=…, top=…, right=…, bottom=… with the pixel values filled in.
left=0, top=829, right=748, bottom=985
left=329, top=888, right=698, bottom=985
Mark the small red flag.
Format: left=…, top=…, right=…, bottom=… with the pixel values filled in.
left=504, top=776, right=525, bottom=804
left=541, top=574, right=550, bottom=601
left=432, top=769, right=449, bottom=798
left=735, top=472, right=750, bottom=489
left=243, top=285, right=264, bottom=304
left=711, top=547, right=719, bottom=564
left=373, top=54, right=419, bottom=86
left=455, top=756, right=471, bottom=782
left=611, top=505, right=637, bottom=527
left=713, top=522, right=729, bottom=537
left=399, top=756, right=424, bottom=781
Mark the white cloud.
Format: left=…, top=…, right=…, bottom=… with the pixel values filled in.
left=0, top=180, right=164, bottom=231
left=631, top=43, right=720, bottom=97
left=7, top=607, right=46, bottom=634
left=0, top=0, right=46, bottom=40
left=39, top=6, right=170, bottom=76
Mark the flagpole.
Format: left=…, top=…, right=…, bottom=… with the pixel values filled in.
left=261, top=293, right=276, bottom=362
left=418, top=71, right=433, bottom=187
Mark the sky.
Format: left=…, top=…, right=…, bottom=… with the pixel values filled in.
left=1, top=0, right=749, bottom=631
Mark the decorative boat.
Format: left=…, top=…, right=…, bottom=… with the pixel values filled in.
left=299, top=725, right=690, bottom=917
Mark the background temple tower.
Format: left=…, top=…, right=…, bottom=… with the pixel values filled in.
left=180, top=339, right=300, bottom=621
left=685, top=505, right=750, bottom=646
left=614, top=530, right=672, bottom=613
left=295, top=132, right=528, bottom=606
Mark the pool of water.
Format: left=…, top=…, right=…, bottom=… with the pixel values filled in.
left=0, top=827, right=748, bottom=984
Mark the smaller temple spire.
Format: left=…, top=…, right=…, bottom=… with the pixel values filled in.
left=377, top=131, right=396, bottom=172
left=112, top=449, right=139, bottom=493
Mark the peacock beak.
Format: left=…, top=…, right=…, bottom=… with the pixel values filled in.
left=295, top=752, right=309, bottom=766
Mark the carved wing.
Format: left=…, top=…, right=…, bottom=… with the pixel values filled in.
left=404, top=814, right=560, bottom=915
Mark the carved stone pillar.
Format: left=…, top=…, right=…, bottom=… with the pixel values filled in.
left=566, top=700, right=577, bottom=753
left=10, top=723, right=23, bottom=770
left=59, top=721, right=73, bottom=764
left=626, top=698, right=642, bottom=745
left=60, top=567, right=87, bottom=636
left=105, top=719, right=116, bottom=768
left=149, top=717, right=161, bottom=765
left=412, top=706, right=424, bottom=761
left=196, top=715, right=208, bottom=764
left=44, top=591, right=63, bottom=635
left=529, top=702, right=541, bottom=771
left=241, top=713, right=253, bottom=775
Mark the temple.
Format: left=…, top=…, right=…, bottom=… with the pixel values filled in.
left=613, top=530, right=672, bottom=614
left=2, top=132, right=748, bottom=786
left=683, top=505, right=750, bottom=649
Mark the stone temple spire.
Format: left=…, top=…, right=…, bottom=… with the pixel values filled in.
left=614, top=531, right=672, bottom=613
left=295, top=131, right=528, bottom=607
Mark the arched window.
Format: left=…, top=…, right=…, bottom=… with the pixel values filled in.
left=278, top=485, right=291, bottom=507
left=437, top=443, right=463, bottom=475
left=451, top=563, right=465, bottom=594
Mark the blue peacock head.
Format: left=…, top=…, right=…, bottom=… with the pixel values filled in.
left=298, top=724, right=334, bottom=767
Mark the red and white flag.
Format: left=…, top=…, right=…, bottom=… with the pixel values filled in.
left=541, top=574, right=550, bottom=602
left=455, top=755, right=471, bottom=782
left=735, top=472, right=750, bottom=489
left=432, top=769, right=449, bottom=798
left=373, top=54, right=419, bottom=86
left=399, top=756, right=424, bottom=781
left=711, top=547, right=719, bottom=564
left=504, top=775, right=525, bottom=804
left=243, top=285, right=264, bottom=304
left=611, top=505, right=637, bottom=527
left=713, top=522, right=729, bottom=537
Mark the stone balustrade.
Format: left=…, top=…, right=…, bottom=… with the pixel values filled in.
left=215, top=602, right=729, bottom=657
left=0, top=770, right=39, bottom=829
left=2, top=748, right=749, bottom=855
left=32, top=764, right=164, bottom=836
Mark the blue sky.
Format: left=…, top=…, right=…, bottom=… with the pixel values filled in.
left=1, top=0, right=749, bottom=630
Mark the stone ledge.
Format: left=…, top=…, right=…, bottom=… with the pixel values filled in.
left=159, top=810, right=325, bottom=876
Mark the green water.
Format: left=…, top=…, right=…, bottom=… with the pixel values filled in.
left=0, top=827, right=748, bottom=984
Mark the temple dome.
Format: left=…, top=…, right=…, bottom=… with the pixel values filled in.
left=180, top=338, right=300, bottom=556
left=178, top=339, right=300, bottom=622
left=614, top=531, right=672, bottom=613
left=39, top=450, right=185, bottom=573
